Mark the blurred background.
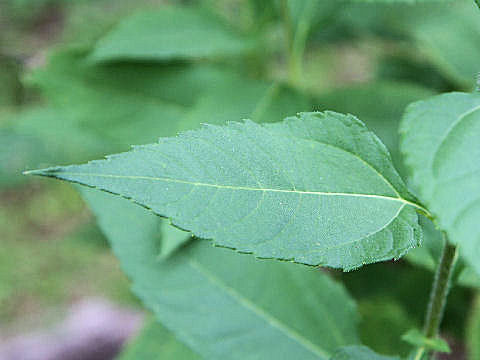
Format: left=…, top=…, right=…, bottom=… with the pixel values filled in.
left=1, top=0, right=480, bottom=359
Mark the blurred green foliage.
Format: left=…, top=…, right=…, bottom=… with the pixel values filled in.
left=0, top=0, right=479, bottom=358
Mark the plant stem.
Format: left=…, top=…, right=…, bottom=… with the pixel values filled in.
left=417, top=235, right=458, bottom=358
left=281, top=0, right=311, bottom=86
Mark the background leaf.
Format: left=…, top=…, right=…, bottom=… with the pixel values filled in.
left=118, top=319, right=200, bottom=360
left=466, top=294, right=480, bottom=360
left=81, top=188, right=360, bottom=359
left=401, top=92, right=480, bottom=276
left=89, top=6, right=257, bottom=63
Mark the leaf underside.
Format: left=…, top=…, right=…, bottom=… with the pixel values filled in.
left=28, top=112, right=422, bottom=270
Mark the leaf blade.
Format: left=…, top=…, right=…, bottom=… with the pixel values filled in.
left=28, top=112, right=422, bottom=270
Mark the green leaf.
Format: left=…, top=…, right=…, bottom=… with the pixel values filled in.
left=409, top=1, right=480, bottom=88
left=406, top=215, right=480, bottom=288
left=329, top=346, right=400, bottom=360
left=181, top=79, right=312, bottom=129
left=28, top=112, right=423, bottom=270
left=400, top=92, right=480, bottom=275
left=467, top=295, right=480, bottom=360
left=81, top=188, right=360, bottom=359
left=89, top=6, right=257, bottom=63
left=401, top=328, right=451, bottom=353
left=159, top=221, right=190, bottom=260
left=118, top=319, right=200, bottom=359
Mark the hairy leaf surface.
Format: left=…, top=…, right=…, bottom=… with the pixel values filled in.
left=89, top=6, right=256, bottom=62
left=29, top=112, right=422, bottom=270
left=82, top=188, right=360, bottom=359
left=401, top=92, right=480, bottom=275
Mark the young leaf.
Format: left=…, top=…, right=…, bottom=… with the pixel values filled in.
left=401, top=328, right=451, bottom=353
left=81, top=188, right=360, bottom=359
left=401, top=92, right=480, bottom=275
left=118, top=319, right=200, bottom=359
left=329, top=346, right=400, bottom=360
left=89, top=6, right=257, bottom=63
left=27, top=112, right=423, bottom=270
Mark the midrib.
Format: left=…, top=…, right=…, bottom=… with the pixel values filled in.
left=46, top=171, right=427, bottom=212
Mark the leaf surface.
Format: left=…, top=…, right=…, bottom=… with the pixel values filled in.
left=316, top=82, right=435, bottom=175
left=29, top=112, right=422, bottom=270
left=401, top=92, right=480, bottom=275
left=89, top=6, right=256, bottom=62
left=467, top=295, right=480, bottom=360
left=118, top=319, right=200, bottom=359
left=329, top=346, right=400, bottom=360
left=81, top=188, right=360, bottom=359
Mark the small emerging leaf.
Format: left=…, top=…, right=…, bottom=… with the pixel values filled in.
left=402, top=328, right=451, bottom=353
left=27, top=112, right=423, bottom=270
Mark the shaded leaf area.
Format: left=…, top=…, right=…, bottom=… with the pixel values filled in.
left=81, top=188, right=360, bottom=360
left=89, top=5, right=257, bottom=63
left=315, top=82, right=435, bottom=175
left=466, top=295, right=480, bottom=360
left=1, top=49, right=311, bottom=188
left=341, top=259, right=473, bottom=357
left=406, top=216, right=480, bottom=288
left=408, top=0, right=480, bottom=89
left=117, top=319, right=200, bottom=360
left=29, top=112, right=422, bottom=270
left=330, top=345, right=400, bottom=360
left=402, top=328, right=450, bottom=353
left=401, top=92, right=480, bottom=276
left=316, top=1, right=476, bottom=90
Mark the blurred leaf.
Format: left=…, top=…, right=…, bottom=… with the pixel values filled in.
left=402, top=328, right=451, bottom=353
left=401, top=92, right=480, bottom=276
left=0, top=56, right=22, bottom=106
left=181, top=79, right=312, bottom=130
left=329, top=346, right=400, bottom=360
left=29, top=112, right=423, bottom=270
left=28, top=49, right=244, bottom=108
left=159, top=222, right=190, bottom=260
left=406, top=215, right=480, bottom=288
left=81, top=188, right=360, bottom=359
left=358, top=297, right=417, bottom=356
left=467, top=295, right=480, bottom=360
left=315, top=82, right=435, bottom=175
left=410, top=1, right=480, bottom=88
left=118, top=319, right=200, bottom=359
left=89, top=6, right=257, bottom=63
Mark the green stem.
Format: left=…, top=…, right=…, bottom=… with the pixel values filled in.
left=416, top=236, right=458, bottom=359
left=281, top=0, right=311, bottom=86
